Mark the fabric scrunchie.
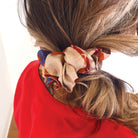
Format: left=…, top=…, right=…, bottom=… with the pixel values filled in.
left=38, top=45, right=110, bottom=92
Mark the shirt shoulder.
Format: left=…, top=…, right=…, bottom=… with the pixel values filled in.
left=13, top=60, right=41, bottom=136
left=20, top=60, right=39, bottom=77
left=17, top=60, right=39, bottom=83
left=98, top=119, right=136, bottom=138
left=14, top=60, right=40, bottom=115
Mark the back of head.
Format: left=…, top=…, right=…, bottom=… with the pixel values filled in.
left=23, top=0, right=138, bottom=53
left=21, top=0, right=138, bottom=135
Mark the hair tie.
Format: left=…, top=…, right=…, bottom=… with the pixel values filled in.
left=38, top=45, right=110, bottom=92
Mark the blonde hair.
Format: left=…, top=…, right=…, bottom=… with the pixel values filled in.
left=22, top=0, right=138, bottom=135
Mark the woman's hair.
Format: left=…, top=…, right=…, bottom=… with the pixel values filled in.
left=21, top=0, right=138, bottom=135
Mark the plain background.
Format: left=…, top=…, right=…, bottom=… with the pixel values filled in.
left=0, top=1, right=38, bottom=137
left=0, top=0, right=138, bottom=138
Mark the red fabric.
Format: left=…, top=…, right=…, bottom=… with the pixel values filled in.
left=14, top=60, right=136, bottom=138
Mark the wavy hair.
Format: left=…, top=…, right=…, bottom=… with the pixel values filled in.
left=21, top=0, right=138, bottom=135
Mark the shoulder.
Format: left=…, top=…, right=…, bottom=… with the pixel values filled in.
left=17, top=60, right=39, bottom=83
left=14, top=60, right=40, bottom=92
left=14, top=60, right=40, bottom=110
left=20, top=60, right=39, bottom=77
left=14, top=60, right=40, bottom=109
left=13, top=60, right=40, bottom=133
left=98, top=119, right=136, bottom=138
left=13, top=60, right=39, bottom=94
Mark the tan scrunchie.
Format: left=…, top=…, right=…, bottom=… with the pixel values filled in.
left=38, top=45, right=110, bottom=92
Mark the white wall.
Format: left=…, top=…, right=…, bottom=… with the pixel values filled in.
left=102, top=53, right=138, bottom=93
left=0, top=0, right=39, bottom=93
left=0, top=35, right=13, bottom=138
left=0, top=0, right=38, bottom=138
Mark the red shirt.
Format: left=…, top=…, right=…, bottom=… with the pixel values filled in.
left=14, top=60, right=136, bottom=138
